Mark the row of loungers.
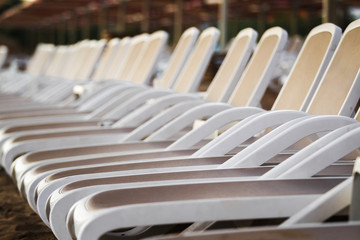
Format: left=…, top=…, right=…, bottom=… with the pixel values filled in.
left=0, top=18, right=360, bottom=239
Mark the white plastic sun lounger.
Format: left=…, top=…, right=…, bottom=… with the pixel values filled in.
left=0, top=27, right=222, bottom=162
left=140, top=148, right=360, bottom=240
left=0, top=33, right=171, bottom=151
left=0, top=44, right=55, bottom=95
left=21, top=20, right=360, bottom=236
left=0, top=32, right=157, bottom=114
left=10, top=25, right=348, bottom=224
left=0, top=33, right=163, bottom=117
left=0, top=26, right=255, bottom=168
left=38, top=107, right=359, bottom=226
left=85, top=27, right=198, bottom=101
left=0, top=39, right=107, bottom=108
left=0, top=28, right=206, bottom=129
left=90, top=38, right=122, bottom=81
left=13, top=37, right=128, bottom=113
left=0, top=44, right=66, bottom=98
left=16, top=21, right=352, bottom=224
left=2, top=21, right=354, bottom=239
left=3, top=26, right=287, bottom=176
left=152, top=179, right=360, bottom=240
left=0, top=27, right=199, bottom=117
left=64, top=121, right=360, bottom=240
left=44, top=118, right=359, bottom=239
left=9, top=22, right=339, bottom=182
left=6, top=21, right=341, bottom=172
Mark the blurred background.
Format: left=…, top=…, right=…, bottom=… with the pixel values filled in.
left=0, top=0, right=359, bottom=55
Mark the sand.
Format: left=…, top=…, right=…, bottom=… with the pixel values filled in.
left=0, top=169, right=56, bottom=240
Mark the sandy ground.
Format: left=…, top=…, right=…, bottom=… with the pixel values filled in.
left=0, top=169, right=56, bottom=240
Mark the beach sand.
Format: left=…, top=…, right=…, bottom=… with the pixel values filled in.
left=0, top=169, right=55, bottom=240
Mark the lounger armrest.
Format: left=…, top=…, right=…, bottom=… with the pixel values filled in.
left=146, top=103, right=233, bottom=141
left=262, top=122, right=360, bottom=179
left=168, top=107, right=265, bottom=150
left=279, top=126, right=360, bottom=178
left=115, top=93, right=201, bottom=127
left=123, top=100, right=205, bottom=141
left=77, top=84, right=145, bottom=112
left=223, top=115, right=358, bottom=168
left=196, top=110, right=308, bottom=158
left=104, top=88, right=173, bottom=120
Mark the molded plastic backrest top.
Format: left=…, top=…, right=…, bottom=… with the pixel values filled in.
left=26, top=43, right=43, bottom=75
left=228, top=26, right=288, bottom=107
left=105, top=37, right=132, bottom=80
left=66, top=39, right=104, bottom=80
left=60, top=40, right=91, bottom=79
left=129, top=30, right=169, bottom=85
left=272, top=23, right=342, bottom=111
left=92, top=38, right=121, bottom=81
left=71, top=40, right=96, bottom=80
left=205, top=28, right=258, bottom=103
left=43, top=46, right=63, bottom=77
left=44, top=45, right=70, bottom=77
left=27, top=44, right=55, bottom=76
left=307, top=18, right=360, bottom=116
left=173, top=27, right=220, bottom=93
left=35, top=45, right=57, bottom=77
left=0, top=45, right=8, bottom=69
left=58, top=44, right=85, bottom=79
left=76, top=39, right=107, bottom=81
left=116, top=33, right=149, bottom=81
left=157, top=27, right=200, bottom=89
left=26, top=43, right=45, bottom=75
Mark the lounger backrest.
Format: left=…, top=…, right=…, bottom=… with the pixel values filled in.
left=272, top=23, right=341, bottom=111
left=157, top=27, right=200, bottom=89
left=307, top=19, right=360, bottom=116
left=105, top=37, right=132, bottom=80
left=228, top=26, right=288, bottom=107
left=36, top=45, right=57, bottom=77
left=26, top=43, right=46, bottom=75
left=27, top=44, right=55, bottom=77
left=66, top=39, right=103, bottom=80
left=92, top=38, right=121, bottom=81
left=172, top=27, right=220, bottom=93
left=60, top=44, right=86, bottom=79
left=205, top=28, right=258, bottom=103
left=44, top=45, right=69, bottom=77
left=26, top=43, right=43, bottom=75
left=128, top=30, right=169, bottom=85
left=116, top=34, right=149, bottom=81
left=60, top=40, right=91, bottom=79
left=0, top=45, right=7, bottom=69
left=75, top=39, right=107, bottom=81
